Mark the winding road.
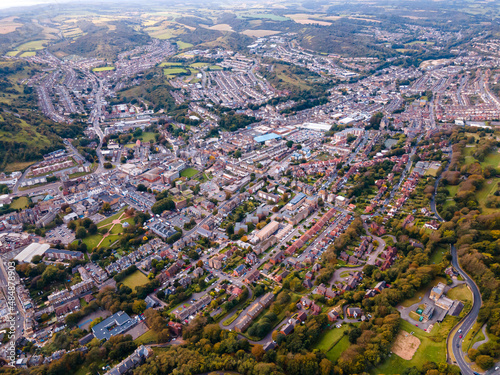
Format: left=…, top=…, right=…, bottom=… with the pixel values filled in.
left=430, top=150, right=484, bottom=375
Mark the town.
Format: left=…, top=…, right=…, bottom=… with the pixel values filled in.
left=0, top=1, right=500, bottom=375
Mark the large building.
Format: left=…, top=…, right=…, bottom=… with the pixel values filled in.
left=256, top=221, right=279, bottom=242
left=14, top=243, right=50, bottom=263
left=92, top=311, right=136, bottom=341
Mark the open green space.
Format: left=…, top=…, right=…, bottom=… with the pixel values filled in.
left=372, top=319, right=448, bottom=374
left=476, top=177, right=500, bottom=213
left=429, top=247, right=447, bottom=264
left=240, top=13, right=291, bottom=21
left=134, top=329, right=157, bottom=345
left=180, top=167, right=199, bottom=178
left=93, top=66, right=115, bottom=72
left=163, top=67, right=188, bottom=76
left=138, top=132, right=157, bottom=143
left=20, top=51, right=36, bottom=57
left=6, top=51, right=19, bottom=57
left=17, top=40, right=47, bottom=51
left=190, top=62, right=209, bottom=68
left=447, top=283, right=472, bottom=304
left=97, top=208, right=127, bottom=227
left=10, top=197, right=29, bottom=210
left=176, top=41, right=193, bottom=49
left=208, top=65, right=223, bottom=70
left=314, top=324, right=349, bottom=352
left=325, top=335, right=350, bottom=363
left=121, top=270, right=150, bottom=290
left=159, top=62, right=183, bottom=67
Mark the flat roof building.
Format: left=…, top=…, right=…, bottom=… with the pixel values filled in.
left=92, top=311, right=136, bottom=341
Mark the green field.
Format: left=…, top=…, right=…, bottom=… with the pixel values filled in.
left=17, top=40, right=47, bottom=51
left=447, top=283, right=472, bottom=304
left=326, top=335, right=350, bottom=363
left=314, top=325, right=349, bottom=352
left=208, top=65, right=223, bottom=70
left=163, top=67, right=188, bottom=76
left=10, top=197, right=29, bottom=210
left=121, top=270, right=149, bottom=290
left=6, top=51, right=19, bottom=57
left=97, top=208, right=127, bottom=227
left=476, top=177, right=500, bottom=213
left=176, top=41, right=193, bottom=49
left=160, top=62, right=183, bottom=67
left=134, top=329, right=157, bottom=345
left=180, top=167, right=199, bottom=178
left=190, top=62, right=209, bottom=68
left=372, top=320, right=449, bottom=374
left=138, top=132, right=157, bottom=143
left=93, top=66, right=115, bottom=72
left=19, top=51, right=36, bottom=57
left=429, top=247, right=447, bottom=264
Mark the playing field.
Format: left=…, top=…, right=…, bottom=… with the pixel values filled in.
left=180, top=167, right=199, bottom=178
left=391, top=331, right=421, bottom=360
left=163, top=67, right=188, bottom=76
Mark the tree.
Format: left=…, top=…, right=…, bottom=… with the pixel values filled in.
left=476, top=355, right=495, bottom=370
left=102, top=202, right=111, bottom=212
left=75, top=227, right=87, bottom=239
left=88, top=223, right=98, bottom=235
left=235, top=150, right=242, bottom=158
left=251, top=344, right=265, bottom=361
left=137, top=184, right=147, bottom=192
left=133, top=300, right=147, bottom=314
left=286, top=140, right=294, bottom=148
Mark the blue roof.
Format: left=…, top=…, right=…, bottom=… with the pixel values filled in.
left=254, top=133, right=281, bottom=143
left=290, top=192, right=306, bottom=205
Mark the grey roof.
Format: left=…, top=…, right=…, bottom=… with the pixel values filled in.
left=92, top=311, right=136, bottom=341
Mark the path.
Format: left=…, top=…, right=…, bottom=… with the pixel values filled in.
left=472, top=324, right=489, bottom=350
left=96, top=212, right=129, bottom=248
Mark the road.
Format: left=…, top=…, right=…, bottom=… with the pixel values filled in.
left=430, top=148, right=486, bottom=375
left=0, top=260, right=25, bottom=340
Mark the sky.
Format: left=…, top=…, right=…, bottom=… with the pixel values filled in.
left=0, top=0, right=73, bottom=10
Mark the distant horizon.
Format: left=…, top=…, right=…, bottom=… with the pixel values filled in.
left=0, top=0, right=67, bottom=10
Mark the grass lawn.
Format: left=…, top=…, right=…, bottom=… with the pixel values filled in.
left=372, top=319, right=448, bottom=374
left=400, top=277, right=447, bottom=308
left=160, top=62, right=183, bottom=67
left=97, top=208, right=127, bottom=227
left=163, top=67, right=188, bottom=75
left=429, top=247, right=447, bottom=264
left=180, top=167, right=199, bottom=178
left=463, top=322, right=485, bottom=351
left=447, top=283, right=472, bottom=304
left=93, top=66, right=115, bottom=72
left=475, top=177, right=500, bottom=213
left=10, top=196, right=29, bottom=209
left=190, top=62, right=209, bottom=68
left=134, top=329, right=157, bottom=345
left=121, top=270, right=149, bottom=290
left=176, top=41, right=193, bottom=49
left=409, top=311, right=421, bottom=322
left=326, top=335, right=350, bottom=363
left=208, top=65, right=223, bottom=70
left=314, top=324, right=349, bottom=352
left=138, top=132, right=157, bottom=143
